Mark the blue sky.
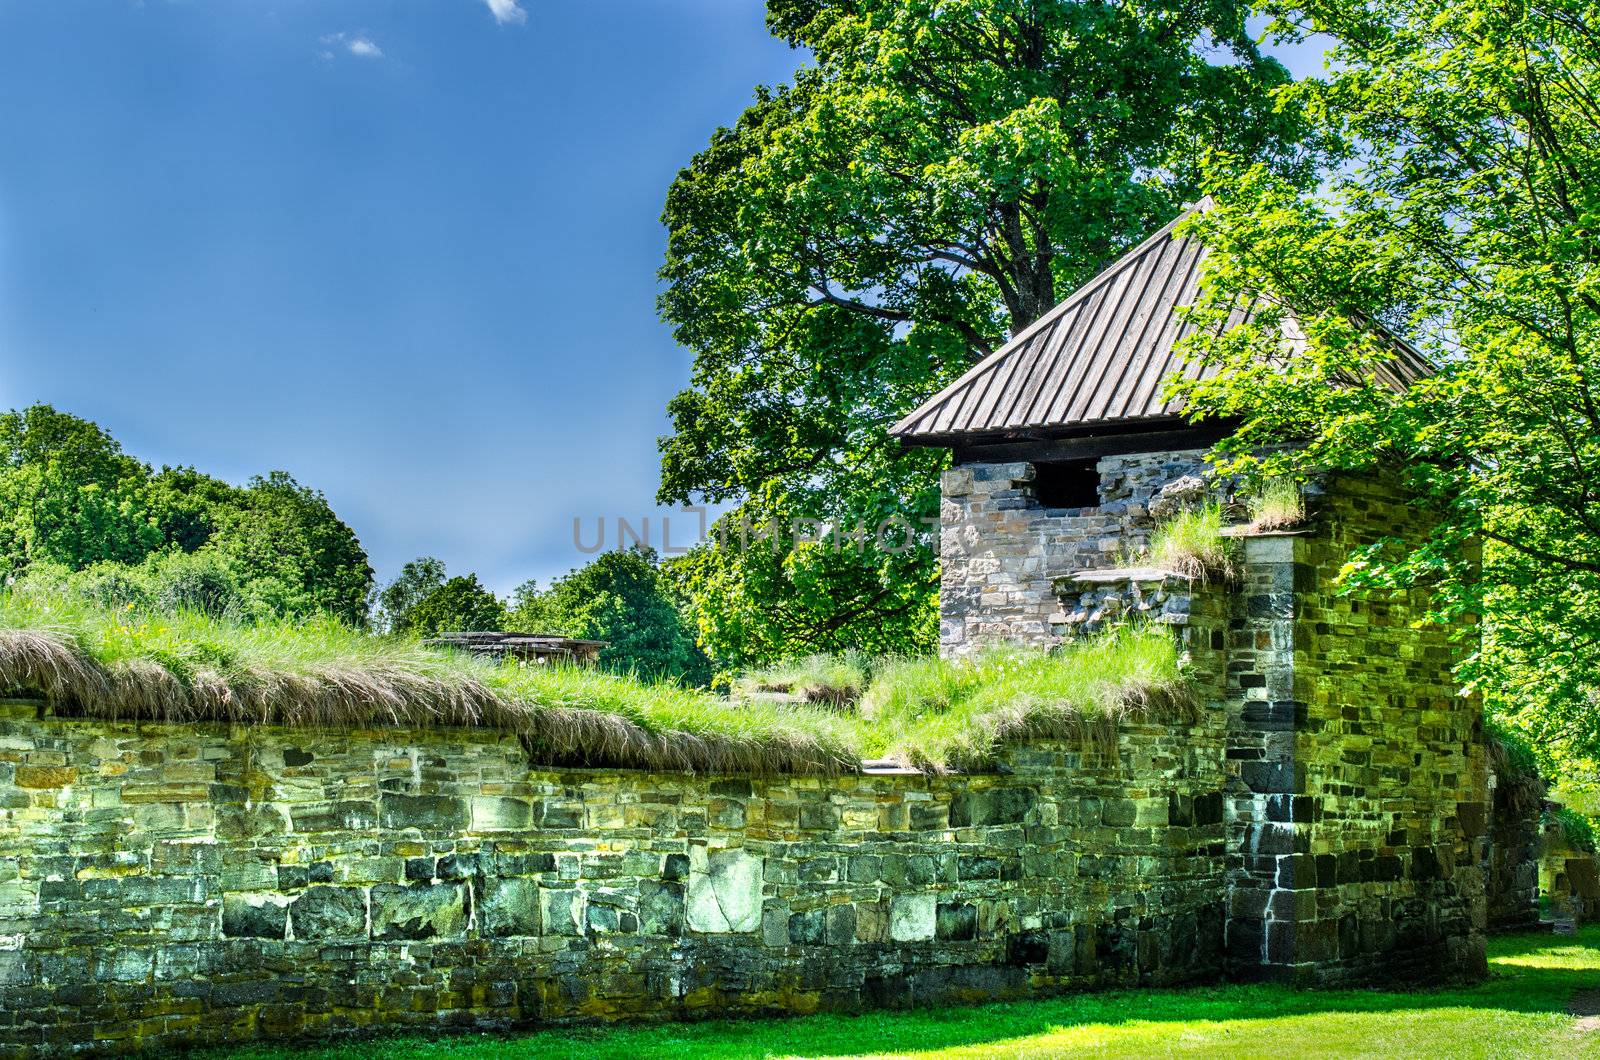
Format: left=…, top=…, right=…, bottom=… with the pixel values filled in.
left=0, top=2, right=1322, bottom=598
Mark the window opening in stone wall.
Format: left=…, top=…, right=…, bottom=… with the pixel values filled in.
left=1031, top=459, right=1101, bottom=509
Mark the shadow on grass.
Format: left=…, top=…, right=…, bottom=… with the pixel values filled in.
left=209, top=928, right=1600, bottom=1060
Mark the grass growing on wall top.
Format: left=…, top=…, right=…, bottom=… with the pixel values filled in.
left=1147, top=502, right=1237, bottom=581
left=0, top=596, right=1187, bottom=774
left=861, top=628, right=1190, bottom=771
left=0, top=595, right=860, bottom=774
left=1245, top=476, right=1306, bottom=532
left=733, top=652, right=871, bottom=707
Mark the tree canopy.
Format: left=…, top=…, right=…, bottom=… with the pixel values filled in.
left=658, top=0, right=1311, bottom=667
left=400, top=574, right=506, bottom=638
left=0, top=405, right=373, bottom=624
left=1170, top=0, right=1600, bottom=781
left=376, top=556, right=448, bottom=633
left=510, top=547, right=711, bottom=685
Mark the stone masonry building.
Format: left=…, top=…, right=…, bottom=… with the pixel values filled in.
left=890, top=200, right=1487, bottom=985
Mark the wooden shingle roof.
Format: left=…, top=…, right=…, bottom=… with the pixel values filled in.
left=891, top=198, right=1432, bottom=446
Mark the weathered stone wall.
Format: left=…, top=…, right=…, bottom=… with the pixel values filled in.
left=998, top=471, right=1487, bottom=984
left=0, top=704, right=1229, bottom=1055
left=1221, top=476, right=1487, bottom=984
left=1484, top=773, right=1543, bottom=932
left=938, top=449, right=1213, bottom=655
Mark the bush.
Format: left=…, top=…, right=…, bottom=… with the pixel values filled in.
left=8, top=550, right=261, bottom=621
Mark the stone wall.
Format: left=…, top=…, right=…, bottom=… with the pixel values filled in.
left=1539, top=828, right=1600, bottom=925
left=938, top=449, right=1213, bottom=656
left=0, top=705, right=1229, bottom=1055
left=1220, top=476, right=1487, bottom=984
left=1484, top=772, right=1543, bottom=932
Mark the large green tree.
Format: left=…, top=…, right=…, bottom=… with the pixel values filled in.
left=509, top=547, right=711, bottom=684
left=658, top=0, right=1310, bottom=666
left=1169, top=1, right=1600, bottom=779
left=376, top=556, right=448, bottom=633
left=0, top=405, right=160, bottom=569
left=206, top=472, right=373, bottom=626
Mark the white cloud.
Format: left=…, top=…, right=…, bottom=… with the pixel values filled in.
left=319, top=32, right=384, bottom=60
left=484, top=0, right=527, bottom=26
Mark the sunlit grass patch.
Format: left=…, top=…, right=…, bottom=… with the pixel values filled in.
left=1148, top=502, right=1237, bottom=581
left=734, top=652, right=871, bottom=707
left=860, top=627, right=1191, bottom=771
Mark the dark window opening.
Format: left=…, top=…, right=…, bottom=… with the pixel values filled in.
left=1032, top=460, right=1100, bottom=510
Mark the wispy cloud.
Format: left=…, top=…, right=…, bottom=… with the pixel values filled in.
left=320, top=32, right=385, bottom=60
left=484, top=0, right=527, bottom=26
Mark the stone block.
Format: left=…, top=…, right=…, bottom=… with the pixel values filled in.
left=289, top=885, right=368, bottom=941
left=637, top=880, right=684, bottom=937
left=471, top=796, right=533, bottom=831
left=222, top=894, right=290, bottom=939
left=479, top=877, right=541, bottom=937
left=540, top=887, right=582, bottom=936
left=825, top=903, right=857, bottom=945
left=686, top=848, right=763, bottom=933
left=788, top=908, right=825, bottom=945
left=379, top=794, right=468, bottom=832
left=890, top=894, right=936, bottom=942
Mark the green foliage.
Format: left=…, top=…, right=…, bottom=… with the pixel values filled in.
left=1485, top=714, right=1541, bottom=785
left=734, top=652, right=871, bottom=707
left=1168, top=2, right=1600, bottom=776
left=1147, top=504, right=1235, bottom=581
left=9, top=551, right=261, bottom=621
left=657, top=0, right=1312, bottom=667
left=377, top=557, right=447, bottom=634
left=203, top=472, right=372, bottom=625
left=0, top=405, right=161, bottom=570
left=508, top=548, right=712, bottom=685
left=0, top=405, right=373, bottom=624
left=664, top=504, right=941, bottom=671
left=400, top=575, right=506, bottom=638
left=1545, top=806, right=1599, bottom=855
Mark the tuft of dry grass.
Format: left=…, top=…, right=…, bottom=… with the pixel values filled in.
left=0, top=597, right=1192, bottom=775
left=1148, top=503, right=1237, bottom=582
left=1245, top=477, right=1306, bottom=533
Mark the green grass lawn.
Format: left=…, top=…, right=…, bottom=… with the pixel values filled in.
left=210, top=927, right=1600, bottom=1059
